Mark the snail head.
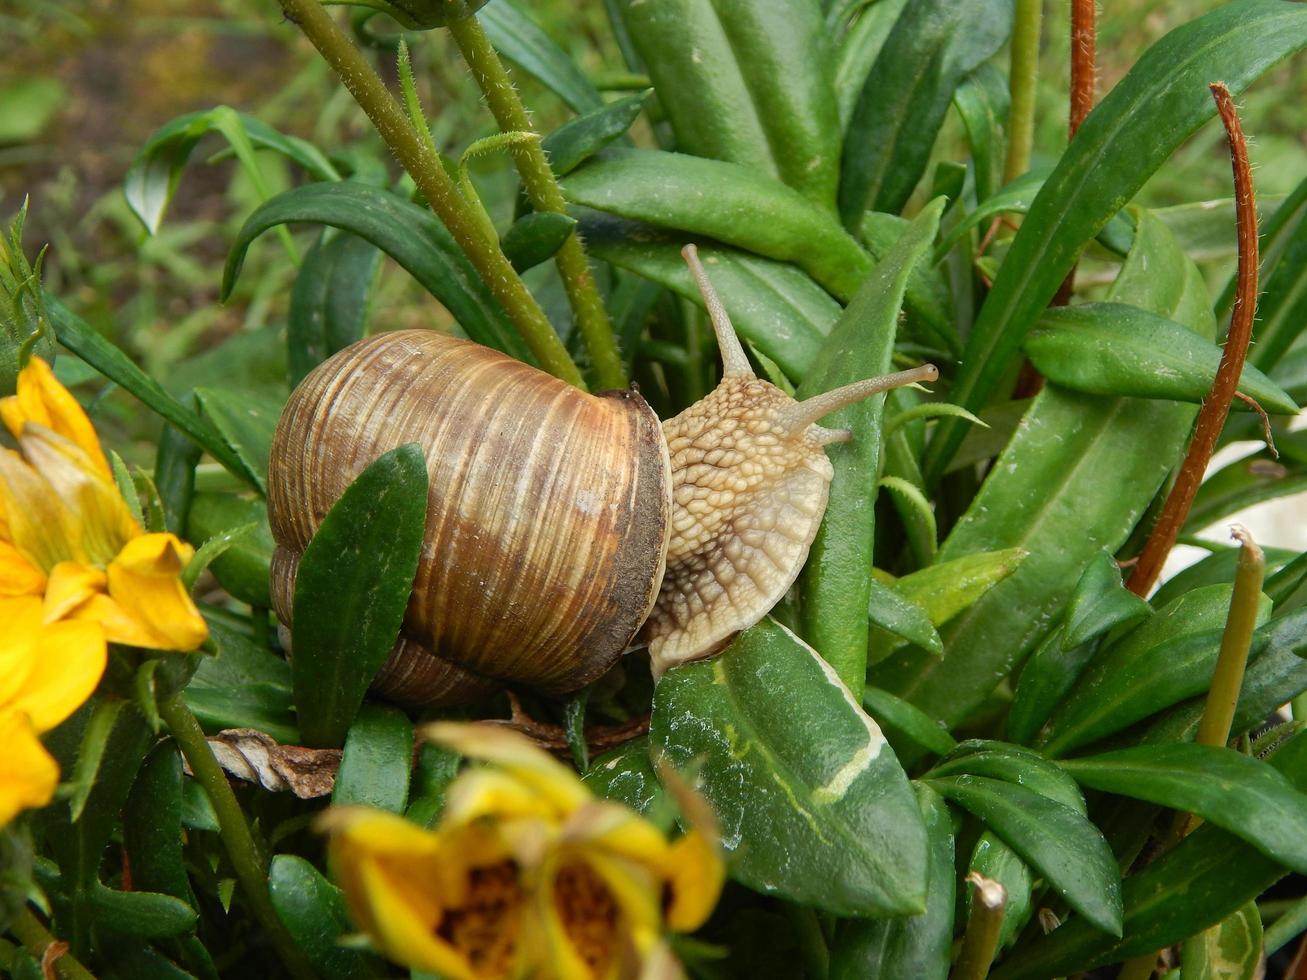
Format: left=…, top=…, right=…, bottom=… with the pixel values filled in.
left=641, top=244, right=938, bottom=676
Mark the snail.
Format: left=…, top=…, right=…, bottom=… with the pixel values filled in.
left=267, top=245, right=937, bottom=707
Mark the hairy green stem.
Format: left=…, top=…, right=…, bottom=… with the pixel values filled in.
left=158, top=693, right=317, bottom=980
left=1004, top=0, right=1042, bottom=183
left=446, top=14, right=627, bottom=390
left=954, top=872, right=1007, bottom=980
left=1265, top=893, right=1307, bottom=955
left=277, top=0, right=584, bottom=388
left=8, top=909, right=97, bottom=980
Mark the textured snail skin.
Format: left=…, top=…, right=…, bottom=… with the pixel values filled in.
left=268, top=329, right=671, bottom=706
left=642, top=377, right=835, bottom=676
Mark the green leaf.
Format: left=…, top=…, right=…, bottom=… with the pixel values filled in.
left=185, top=493, right=274, bottom=608
left=862, top=687, right=957, bottom=759
left=650, top=618, right=928, bottom=917
left=1039, top=585, right=1271, bottom=757
left=88, top=884, right=197, bottom=939
left=952, top=63, right=1009, bottom=203
left=561, top=149, right=870, bottom=300
left=924, top=775, right=1123, bottom=936
left=968, top=833, right=1032, bottom=952
left=195, top=387, right=283, bottom=496
left=881, top=547, right=1028, bottom=629
left=1180, top=902, right=1263, bottom=980
left=46, top=295, right=260, bottom=490
left=500, top=211, right=577, bottom=273
left=579, top=217, right=838, bottom=380
left=333, top=704, right=414, bottom=813
left=1185, top=451, right=1307, bottom=534
left=405, top=742, right=462, bottom=829
left=223, top=181, right=534, bottom=364
left=186, top=620, right=298, bottom=743
left=932, top=169, right=1048, bottom=262
left=288, top=232, right=381, bottom=387
left=1025, top=303, right=1298, bottom=414
left=613, top=0, right=841, bottom=208
left=1142, top=610, right=1307, bottom=747
left=64, top=700, right=125, bottom=823
left=877, top=210, right=1212, bottom=738
left=292, top=445, right=428, bottom=747
left=927, top=742, right=1086, bottom=813
left=582, top=738, right=671, bottom=829
left=832, top=0, right=909, bottom=127
left=183, top=521, right=258, bottom=591
left=798, top=200, right=943, bottom=691
left=993, top=733, right=1307, bottom=980
left=1248, top=187, right=1307, bottom=373
left=541, top=90, right=650, bottom=177
left=829, top=785, right=955, bottom=980
left=1062, top=551, right=1154, bottom=651
left=926, top=0, right=1307, bottom=480
left=0, top=76, right=65, bottom=143
left=269, top=855, right=383, bottom=980
left=1061, top=744, right=1307, bottom=872
left=866, top=581, right=943, bottom=658
left=478, top=0, right=603, bottom=113
left=125, top=106, right=339, bottom=234
left=839, top=0, right=1011, bottom=220
left=123, top=743, right=194, bottom=908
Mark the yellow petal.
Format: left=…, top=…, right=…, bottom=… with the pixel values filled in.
left=661, top=829, right=725, bottom=933
left=0, top=446, right=80, bottom=569
left=20, top=426, right=140, bottom=566
left=442, top=768, right=562, bottom=828
left=354, top=859, right=481, bottom=980
left=0, top=541, right=46, bottom=597
left=100, top=533, right=207, bottom=651
left=562, top=801, right=672, bottom=868
left=0, top=710, right=59, bottom=827
left=318, top=806, right=445, bottom=859
left=0, top=357, right=110, bottom=476
left=424, top=722, right=591, bottom=816
left=43, top=561, right=107, bottom=623
left=0, top=596, right=41, bottom=708
left=8, top=619, right=106, bottom=734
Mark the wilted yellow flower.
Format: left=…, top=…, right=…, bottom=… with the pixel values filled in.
left=322, top=723, right=725, bottom=980
left=0, top=594, right=106, bottom=825
left=0, top=357, right=207, bottom=650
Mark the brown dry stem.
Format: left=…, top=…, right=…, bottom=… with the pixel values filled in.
left=1127, top=83, right=1260, bottom=596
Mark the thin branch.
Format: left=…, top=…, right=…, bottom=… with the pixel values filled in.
left=7, top=910, right=97, bottom=980
left=1069, top=0, right=1097, bottom=138
left=953, top=873, right=1008, bottom=980
left=1127, top=83, right=1260, bottom=596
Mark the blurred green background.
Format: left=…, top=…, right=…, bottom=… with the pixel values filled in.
left=1, top=0, right=1305, bottom=465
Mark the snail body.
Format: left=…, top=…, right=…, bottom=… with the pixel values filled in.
left=268, top=246, right=936, bottom=706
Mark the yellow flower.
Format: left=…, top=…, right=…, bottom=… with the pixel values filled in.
left=322, top=723, right=725, bottom=980
left=0, top=357, right=207, bottom=650
left=0, top=595, right=106, bottom=826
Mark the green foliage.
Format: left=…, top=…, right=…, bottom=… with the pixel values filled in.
left=8, top=0, right=1307, bottom=976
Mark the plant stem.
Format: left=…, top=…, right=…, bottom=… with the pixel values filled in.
left=446, top=15, right=627, bottom=390
left=1266, top=893, right=1307, bottom=955
left=1195, top=526, right=1265, bottom=748
left=158, top=693, right=317, bottom=980
left=1128, top=84, right=1260, bottom=596
left=276, top=0, right=584, bottom=389
left=8, top=909, right=97, bottom=980
left=1068, top=0, right=1096, bottom=139
left=1004, top=0, right=1042, bottom=184
left=954, top=873, right=1007, bottom=980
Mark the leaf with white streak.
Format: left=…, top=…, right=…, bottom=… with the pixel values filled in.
left=650, top=618, right=928, bottom=917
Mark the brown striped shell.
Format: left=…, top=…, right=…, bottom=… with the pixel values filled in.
left=268, top=329, right=672, bottom=706
left=267, top=245, right=937, bottom=707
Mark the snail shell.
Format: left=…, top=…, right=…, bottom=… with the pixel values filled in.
left=268, top=245, right=937, bottom=706
left=268, top=330, right=671, bottom=705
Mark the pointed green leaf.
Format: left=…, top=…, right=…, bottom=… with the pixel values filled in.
left=269, top=855, right=383, bottom=980
left=867, top=582, right=943, bottom=658
left=292, top=445, right=428, bottom=747
left=195, top=387, right=283, bottom=496
left=478, top=0, right=603, bottom=113
left=333, top=704, right=413, bottom=813
left=541, top=90, right=650, bottom=177
left=1062, top=550, right=1152, bottom=651
left=798, top=200, right=944, bottom=692
left=288, top=232, right=381, bottom=387
left=862, top=687, right=957, bottom=759
left=925, top=775, right=1123, bottom=936
left=927, top=0, right=1307, bottom=479
left=651, top=618, right=927, bottom=917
